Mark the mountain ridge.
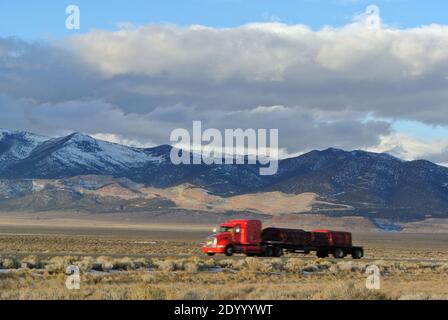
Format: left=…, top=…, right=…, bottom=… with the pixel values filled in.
left=1, top=130, right=448, bottom=220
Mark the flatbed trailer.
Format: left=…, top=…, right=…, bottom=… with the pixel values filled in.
left=260, top=227, right=363, bottom=258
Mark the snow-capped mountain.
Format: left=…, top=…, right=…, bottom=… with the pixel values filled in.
left=1, top=130, right=448, bottom=220
left=0, top=131, right=166, bottom=178
left=0, top=130, right=49, bottom=168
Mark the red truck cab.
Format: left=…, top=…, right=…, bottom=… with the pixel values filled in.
left=202, top=219, right=262, bottom=256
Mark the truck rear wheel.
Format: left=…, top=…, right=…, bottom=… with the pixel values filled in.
left=225, top=245, right=234, bottom=256
left=273, top=246, right=283, bottom=257
left=333, top=248, right=345, bottom=259
left=352, top=248, right=363, bottom=259
left=207, top=253, right=215, bottom=256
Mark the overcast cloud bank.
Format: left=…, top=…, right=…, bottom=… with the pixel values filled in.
left=1, top=19, right=447, bottom=164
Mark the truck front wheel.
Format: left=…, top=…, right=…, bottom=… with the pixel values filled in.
left=225, top=245, right=234, bottom=256
left=333, top=248, right=345, bottom=259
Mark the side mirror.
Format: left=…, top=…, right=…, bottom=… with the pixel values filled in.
left=235, top=227, right=241, bottom=233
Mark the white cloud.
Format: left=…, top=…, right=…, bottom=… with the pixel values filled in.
left=71, top=22, right=448, bottom=81
left=90, top=133, right=155, bottom=148
left=368, top=133, right=448, bottom=165
left=65, top=22, right=448, bottom=126
left=250, top=105, right=289, bottom=113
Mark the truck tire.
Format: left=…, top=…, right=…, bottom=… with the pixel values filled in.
left=316, top=250, right=328, bottom=258
left=333, top=248, right=345, bottom=259
left=207, top=253, right=215, bottom=256
left=352, top=248, right=363, bottom=259
left=225, top=245, right=234, bottom=257
left=273, top=246, right=283, bottom=257
left=264, top=246, right=274, bottom=257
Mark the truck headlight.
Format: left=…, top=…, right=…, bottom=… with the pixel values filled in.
left=206, top=237, right=217, bottom=246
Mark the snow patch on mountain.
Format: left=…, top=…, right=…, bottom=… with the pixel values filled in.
left=47, top=133, right=150, bottom=170
left=0, top=130, right=49, bottom=164
left=32, top=180, right=47, bottom=192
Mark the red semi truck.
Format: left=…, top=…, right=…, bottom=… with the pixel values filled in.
left=202, top=219, right=364, bottom=259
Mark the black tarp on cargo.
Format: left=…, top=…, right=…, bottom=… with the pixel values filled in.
left=261, top=227, right=311, bottom=245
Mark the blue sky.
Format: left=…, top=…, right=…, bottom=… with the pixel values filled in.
left=392, top=121, right=448, bottom=142
left=1, top=0, right=448, bottom=39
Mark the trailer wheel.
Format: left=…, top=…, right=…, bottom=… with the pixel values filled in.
left=333, top=248, right=345, bottom=259
left=225, top=245, right=234, bottom=256
left=352, top=248, right=363, bottom=259
left=273, top=246, right=283, bottom=257
left=264, top=246, right=274, bottom=257
left=316, top=250, right=328, bottom=258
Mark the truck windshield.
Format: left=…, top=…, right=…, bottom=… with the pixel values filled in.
left=219, top=226, right=233, bottom=233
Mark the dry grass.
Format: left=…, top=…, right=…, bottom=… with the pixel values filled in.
left=0, top=234, right=200, bottom=255
left=0, top=232, right=447, bottom=300
left=0, top=254, right=447, bottom=300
